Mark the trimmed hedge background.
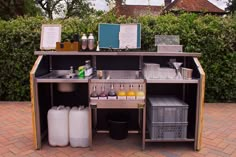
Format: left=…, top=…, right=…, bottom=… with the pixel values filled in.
left=0, top=13, right=235, bottom=102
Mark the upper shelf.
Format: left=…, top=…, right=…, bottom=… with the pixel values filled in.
left=34, top=51, right=201, bottom=57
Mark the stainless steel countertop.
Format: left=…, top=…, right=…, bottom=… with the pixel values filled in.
left=37, top=70, right=92, bottom=83
left=36, top=70, right=145, bottom=83
left=36, top=70, right=199, bottom=84
left=35, top=51, right=201, bottom=57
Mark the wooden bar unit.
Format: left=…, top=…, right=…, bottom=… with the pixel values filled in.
left=30, top=51, right=205, bottom=151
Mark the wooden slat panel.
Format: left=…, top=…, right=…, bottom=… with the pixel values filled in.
left=30, top=56, right=43, bottom=74
left=30, top=56, right=43, bottom=149
left=193, top=57, right=205, bottom=151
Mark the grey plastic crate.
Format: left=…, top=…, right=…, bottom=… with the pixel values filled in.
left=147, top=96, right=188, bottom=123
left=157, top=45, right=183, bottom=52
left=155, top=35, right=180, bottom=46
left=147, top=121, right=188, bottom=140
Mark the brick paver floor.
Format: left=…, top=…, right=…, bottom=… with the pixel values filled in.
left=0, top=102, right=235, bottom=157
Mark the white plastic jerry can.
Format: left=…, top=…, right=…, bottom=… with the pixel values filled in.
left=47, top=106, right=70, bottom=147
left=69, top=106, right=89, bottom=147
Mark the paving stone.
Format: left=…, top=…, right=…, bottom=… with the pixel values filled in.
left=2, top=152, right=16, bottom=157
left=224, top=145, right=236, bottom=155
left=217, top=142, right=229, bottom=149
left=0, top=102, right=236, bottom=157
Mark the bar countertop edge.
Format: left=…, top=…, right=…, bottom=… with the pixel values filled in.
left=34, top=51, right=201, bottom=57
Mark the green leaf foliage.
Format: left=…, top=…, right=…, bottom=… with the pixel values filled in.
left=0, top=14, right=235, bottom=102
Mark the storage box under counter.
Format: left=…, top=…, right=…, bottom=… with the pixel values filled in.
left=147, top=96, right=189, bottom=123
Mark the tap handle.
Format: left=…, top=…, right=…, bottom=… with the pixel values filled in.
left=70, top=66, right=74, bottom=73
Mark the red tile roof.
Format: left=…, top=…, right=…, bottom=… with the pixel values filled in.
left=165, top=0, right=225, bottom=13
left=116, top=5, right=163, bottom=17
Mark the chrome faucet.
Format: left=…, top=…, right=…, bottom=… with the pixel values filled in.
left=70, top=66, right=74, bottom=74
left=67, top=66, right=75, bottom=79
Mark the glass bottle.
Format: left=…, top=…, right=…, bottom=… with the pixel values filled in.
left=99, top=86, right=107, bottom=100
left=90, top=86, right=98, bottom=99
left=81, top=34, right=87, bottom=51
left=78, top=66, right=85, bottom=78
left=127, top=84, right=136, bottom=100
left=85, top=60, right=91, bottom=69
left=108, top=84, right=117, bottom=99
left=136, top=84, right=145, bottom=100
left=88, top=33, right=95, bottom=50
left=96, top=41, right=100, bottom=51
left=117, top=84, right=126, bottom=100
left=85, top=60, right=92, bottom=77
left=172, top=62, right=183, bottom=79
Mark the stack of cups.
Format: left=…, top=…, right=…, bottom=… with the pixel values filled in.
left=181, top=68, right=193, bottom=80
left=143, top=63, right=160, bottom=79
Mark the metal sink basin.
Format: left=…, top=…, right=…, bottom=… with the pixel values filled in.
left=57, top=73, right=77, bottom=79
left=95, top=70, right=142, bottom=79
left=91, top=70, right=144, bottom=83
left=55, top=72, right=77, bottom=92
left=39, top=70, right=72, bottom=79
left=39, top=70, right=77, bottom=92
left=38, top=70, right=94, bottom=81
left=57, top=83, right=77, bottom=92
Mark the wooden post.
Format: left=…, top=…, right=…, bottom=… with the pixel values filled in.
left=193, top=58, right=205, bottom=151
left=30, top=56, right=43, bottom=149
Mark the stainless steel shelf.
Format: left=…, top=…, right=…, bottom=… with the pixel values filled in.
left=90, top=99, right=145, bottom=109
left=146, top=79, right=199, bottom=84
left=145, top=138, right=195, bottom=142
left=36, top=78, right=89, bottom=83
left=35, top=51, right=201, bottom=57
left=90, top=79, right=145, bottom=83
left=96, top=130, right=139, bottom=134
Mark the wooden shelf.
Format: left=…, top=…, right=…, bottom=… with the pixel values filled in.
left=35, top=51, right=201, bottom=57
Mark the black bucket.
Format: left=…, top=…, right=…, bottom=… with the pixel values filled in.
left=108, top=112, right=128, bottom=140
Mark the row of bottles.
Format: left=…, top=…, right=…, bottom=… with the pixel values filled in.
left=90, top=84, right=145, bottom=100
left=81, top=33, right=95, bottom=51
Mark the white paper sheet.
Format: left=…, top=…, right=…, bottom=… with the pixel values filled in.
left=119, top=24, right=137, bottom=49
left=41, top=25, right=61, bottom=50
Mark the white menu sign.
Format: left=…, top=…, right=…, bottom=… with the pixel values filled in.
left=119, top=24, right=137, bottom=49
left=40, top=24, right=61, bottom=50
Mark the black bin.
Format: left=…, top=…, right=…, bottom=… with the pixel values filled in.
left=108, top=112, right=128, bottom=140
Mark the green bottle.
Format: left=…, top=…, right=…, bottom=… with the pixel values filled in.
left=78, top=66, right=85, bottom=78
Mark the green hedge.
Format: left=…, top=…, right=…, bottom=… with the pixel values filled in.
left=0, top=13, right=235, bottom=102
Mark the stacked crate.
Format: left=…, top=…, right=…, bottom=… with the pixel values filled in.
left=147, top=96, right=188, bottom=140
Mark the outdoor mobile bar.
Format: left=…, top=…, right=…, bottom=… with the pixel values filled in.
left=30, top=51, right=205, bottom=151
